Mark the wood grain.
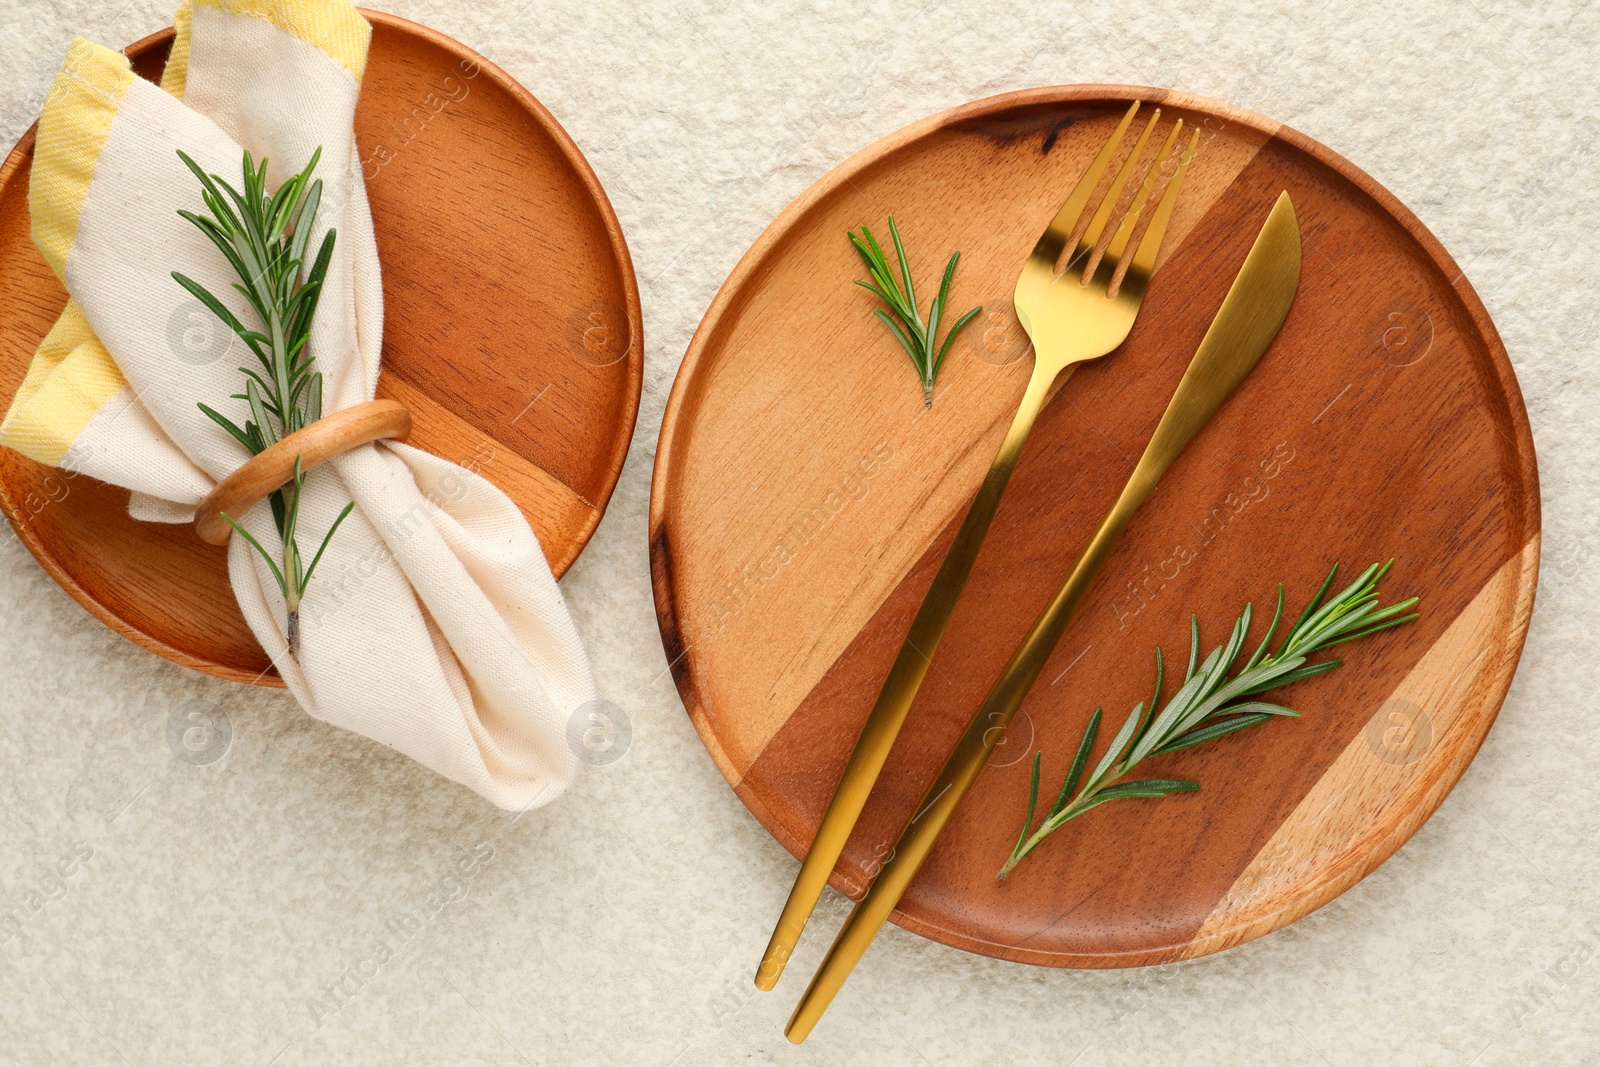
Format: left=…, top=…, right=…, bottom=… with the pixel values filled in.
left=650, top=87, right=1539, bottom=966
left=0, top=11, right=642, bottom=685
left=1183, top=535, right=1539, bottom=960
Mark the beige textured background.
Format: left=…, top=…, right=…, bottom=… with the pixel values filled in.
left=1, top=1, right=1597, bottom=1064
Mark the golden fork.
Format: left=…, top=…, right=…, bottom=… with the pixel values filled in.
left=756, top=101, right=1201, bottom=990
left=784, top=192, right=1303, bottom=1042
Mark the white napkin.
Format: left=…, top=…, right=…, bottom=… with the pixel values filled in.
left=0, top=0, right=595, bottom=810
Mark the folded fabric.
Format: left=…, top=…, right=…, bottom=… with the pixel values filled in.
left=0, top=0, right=595, bottom=810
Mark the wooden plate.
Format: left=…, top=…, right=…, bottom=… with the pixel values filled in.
left=0, top=11, right=642, bottom=686
left=650, top=87, right=1538, bottom=967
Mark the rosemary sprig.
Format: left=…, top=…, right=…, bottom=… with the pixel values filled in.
left=999, top=561, right=1419, bottom=879
left=848, top=215, right=981, bottom=407
left=173, top=148, right=354, bottom=655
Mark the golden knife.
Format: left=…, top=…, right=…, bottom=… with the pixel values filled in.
left=785, top=190, right=1303, bottom=1043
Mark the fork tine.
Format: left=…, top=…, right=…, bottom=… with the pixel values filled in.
left=1070, top=107, right=1161, bottom=275
left=1029, top=101, right=1141, bottom=266
left=1125, top=127, right=1201, bottom=281
left=1102, top=119, right=1184, bottom=274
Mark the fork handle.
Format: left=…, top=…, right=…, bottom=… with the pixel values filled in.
left=754, top=360, right=1059, bottom=991
left=784, top=452, right=1155, bottom=1039
left=783, top=384, right=1199, bottom=1042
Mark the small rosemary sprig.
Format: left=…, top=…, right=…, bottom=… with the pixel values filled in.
left=172, top=147, right=354, bottom=655
left=849, top=215, right=981, bottom=407
left=999, top=561, right=1419, bottom=879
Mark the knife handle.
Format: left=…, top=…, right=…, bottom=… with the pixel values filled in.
left=753, top=361, right=1057, bottom=991
left=784, top=439, right=1150, bottom=1042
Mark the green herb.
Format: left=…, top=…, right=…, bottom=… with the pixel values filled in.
left=173, top=147, right=354, bottom=656
left=848, top=215, right=981, bottom=407
left=999, top=561, right=1419, bottom=879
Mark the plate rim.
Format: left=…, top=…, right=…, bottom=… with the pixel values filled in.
left=0, top=9, right=644, bottom=688
left=649, top=83, right=1540, bottom=966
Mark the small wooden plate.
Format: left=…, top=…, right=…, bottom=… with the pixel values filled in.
left=650, top=87, right=1539, bottom=967
left=0, top=11, right=642, bottom=686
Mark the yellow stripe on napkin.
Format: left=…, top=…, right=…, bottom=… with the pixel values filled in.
left=0, top=302, right=126, bottom=465
left=161, top=1, right=197, bottom=99
left=29, top=38, right=135, bottom=282
left=192, top=0, right=371, bottom=82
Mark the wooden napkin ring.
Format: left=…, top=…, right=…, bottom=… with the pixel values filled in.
left=194, top=399, right=412, bottom=546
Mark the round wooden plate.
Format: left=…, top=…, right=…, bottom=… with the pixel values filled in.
left=650, top=87, right=1538, bottom=967
left=0, top=11, right=642, bottom=686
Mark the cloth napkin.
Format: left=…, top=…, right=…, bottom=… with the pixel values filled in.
left=0, top=0, right=596, bottom=810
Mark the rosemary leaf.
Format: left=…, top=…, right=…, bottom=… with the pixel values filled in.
left=174, top=147, right=344, bottom=655
left=848, top=215, right=981, bottom=407
left=998, top=561, right=1418, bottom=880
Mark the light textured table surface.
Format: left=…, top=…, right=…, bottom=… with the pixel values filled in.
left=2, top=1, right=1597, bottom=1064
